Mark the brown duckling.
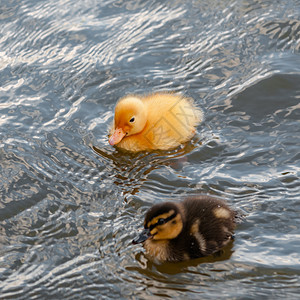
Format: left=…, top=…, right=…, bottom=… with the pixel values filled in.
left=132, top=195, right=238, bottom=262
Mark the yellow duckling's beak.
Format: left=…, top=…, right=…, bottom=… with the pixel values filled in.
left=132, top=228, right=151, bottom=244
left=109, top=128, right=126, bottom=145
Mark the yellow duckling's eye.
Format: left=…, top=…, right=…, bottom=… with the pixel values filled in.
left=129, top=117, right=135, bottom=123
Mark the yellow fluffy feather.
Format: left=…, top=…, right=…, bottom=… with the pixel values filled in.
left=109, top=92, right=202, bottom=152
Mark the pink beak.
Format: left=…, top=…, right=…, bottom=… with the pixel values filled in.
left=109, top=128, right=126, bottom=145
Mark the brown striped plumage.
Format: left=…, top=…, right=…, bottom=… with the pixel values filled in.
left=133, top=195, right=238, bottom=262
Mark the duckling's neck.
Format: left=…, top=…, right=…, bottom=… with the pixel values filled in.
left=144, top=239, right=169, bottom=262
left=144, top=236, right=189, bottom=262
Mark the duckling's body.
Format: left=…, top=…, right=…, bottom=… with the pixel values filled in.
left=133, top=195, right=238, bottom=262
left=109, top=93, right=202, bottom=152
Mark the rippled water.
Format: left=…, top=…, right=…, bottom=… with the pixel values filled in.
left=1, top=0, right=300, bottom=298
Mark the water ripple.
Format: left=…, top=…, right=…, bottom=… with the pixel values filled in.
left=1, top=0, right=300, bottom=298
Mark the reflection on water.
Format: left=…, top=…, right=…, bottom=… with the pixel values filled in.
left=0, top=0, right=300, bottom=298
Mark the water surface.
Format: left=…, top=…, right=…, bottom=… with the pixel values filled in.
left=0, top=0, right=300, bottom=298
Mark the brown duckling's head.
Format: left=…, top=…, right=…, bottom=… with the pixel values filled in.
left=132, top=202, right=183, bottom=244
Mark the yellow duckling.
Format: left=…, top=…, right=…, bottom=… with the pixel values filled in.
left=132, top=195, right=238, bottom=262
left=109, top=92, right=202, bottom=152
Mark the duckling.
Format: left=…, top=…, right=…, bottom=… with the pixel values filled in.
left=132, top=195, right=238, bottom=262
left=109, top=92, right=202, bottom=152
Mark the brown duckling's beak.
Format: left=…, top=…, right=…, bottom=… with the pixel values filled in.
left=132, top=228, right=151, bottom=244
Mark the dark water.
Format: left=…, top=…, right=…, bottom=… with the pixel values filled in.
left=1, top=0, right=300, bottom=298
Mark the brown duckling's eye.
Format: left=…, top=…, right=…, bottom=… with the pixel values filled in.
left=157, top=218, right=165, bottom=225
left=129, top=117, right=135, bottom=123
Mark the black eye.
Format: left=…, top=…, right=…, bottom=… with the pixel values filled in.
left=157, top=218, right=165, bottom=225
left=129, top=117, right=135, bottom=123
